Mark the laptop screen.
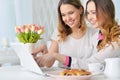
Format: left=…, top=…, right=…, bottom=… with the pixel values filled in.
left=12, top=43, right=43, bottom=74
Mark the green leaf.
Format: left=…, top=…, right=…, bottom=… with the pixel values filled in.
left=16, top=32, right=43, bottom=43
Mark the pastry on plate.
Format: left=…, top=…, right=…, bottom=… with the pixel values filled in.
left=60, top=69, right=91, bottom=76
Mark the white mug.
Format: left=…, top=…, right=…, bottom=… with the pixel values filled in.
left=88, top=63, right=104, bottom=73
left=104, top=58, right=120, bottom=78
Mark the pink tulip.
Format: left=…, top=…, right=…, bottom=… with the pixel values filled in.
left=15, top=24, right=44, bottom=44
left=25, top=27, right=29, bottom=33
left=37, top=29, right=42, bottom=34
left=31, top=25, right=35, bottom=32
left=21, top=26, right=25, bottom=32
left=15, top=27, right=21, bottom=34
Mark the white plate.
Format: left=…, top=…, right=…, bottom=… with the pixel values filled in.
left=47, top=70, right=92, bottom=80
left=92, top=72, right=103, bottom=75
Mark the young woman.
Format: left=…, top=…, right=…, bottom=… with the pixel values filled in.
left=84, top=0, right=120, bottom=68
left=33, top=0, right=95, bottom=68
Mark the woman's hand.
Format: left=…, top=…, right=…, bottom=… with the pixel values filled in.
left=32, top=44, right=48, bottom=57
left=34, top=53, right=56, bottom=67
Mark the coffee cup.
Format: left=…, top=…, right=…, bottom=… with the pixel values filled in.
left=104, top=58, right=120, bottom=78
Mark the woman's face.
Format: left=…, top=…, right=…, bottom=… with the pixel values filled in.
left=86, top=1, right=99, bottom=28
left=60, top=4, right=81, bottom=29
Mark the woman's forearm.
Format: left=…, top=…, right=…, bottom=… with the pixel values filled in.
left=44, top=57, right=56, bottom=67
left=53, top=53, right=66, bottom=65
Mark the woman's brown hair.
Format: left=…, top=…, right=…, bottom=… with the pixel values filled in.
left=86, top=0, right=120, bottom=51
left=57, top=0, right=86, bottom=41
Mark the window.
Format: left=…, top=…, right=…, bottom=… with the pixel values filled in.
left=0, top=0, right=32, bottom=47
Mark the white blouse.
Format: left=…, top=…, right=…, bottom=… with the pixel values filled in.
left=72, top=30, right=120, bottom=69
left=51, top=27, right=96, bottom=68
left=51, top=27, right=120, bottom=69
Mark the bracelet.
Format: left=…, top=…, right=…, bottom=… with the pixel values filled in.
left=68, top=57, right=71, bottom=67
left=64, top=56, right=69, bottom=66
left=64, top=56, right=72, bottom=67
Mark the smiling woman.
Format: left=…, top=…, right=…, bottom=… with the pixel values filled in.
left=82, top=0, right=120, bottom=25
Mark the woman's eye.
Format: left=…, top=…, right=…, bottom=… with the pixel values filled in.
left=69, top=11, right=74, bottom=14
left=92, top=12, right=96, bottom=14
left=86, top=12, right=89, bottom=15
left=61, top=14, right=65, bottom=17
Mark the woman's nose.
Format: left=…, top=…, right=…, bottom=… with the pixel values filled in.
left=87, top=14, right=93, bottom=21
left=66, top=15, right=71, bottom=21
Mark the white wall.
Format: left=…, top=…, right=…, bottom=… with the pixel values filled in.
left=113, top=0, right=120, bottom=24
left=0, top=0, right=16, bottom=46
left=0, top=0, right=32, bottom=47
left=14, top=0, right=32, bottom=25
left=32, top=0, right=59, bottom=42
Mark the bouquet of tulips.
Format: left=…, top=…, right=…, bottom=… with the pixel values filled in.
left=15, top=24, right=44, bottom=44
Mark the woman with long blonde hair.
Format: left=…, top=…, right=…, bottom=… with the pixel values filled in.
left=33, top=0, right=95, bottom=69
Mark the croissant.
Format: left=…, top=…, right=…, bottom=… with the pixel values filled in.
left=60, top=69, right=91, bottom=76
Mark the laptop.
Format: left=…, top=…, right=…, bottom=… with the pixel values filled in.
left=11, top=43, right=62, bottom=75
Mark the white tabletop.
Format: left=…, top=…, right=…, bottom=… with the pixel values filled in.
left=0, top=66, right=54, bottom=80
left=0, top=66, right=120, bottom=80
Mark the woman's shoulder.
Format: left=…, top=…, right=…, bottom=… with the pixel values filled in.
left=51, top=28, right=59, bottom=41
left=86, top=27, right=98, bottom=35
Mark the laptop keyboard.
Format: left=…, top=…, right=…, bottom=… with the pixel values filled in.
left=41, top=67, right=63, bottom=72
